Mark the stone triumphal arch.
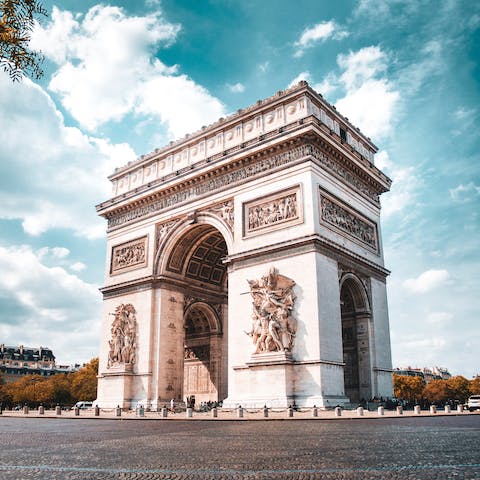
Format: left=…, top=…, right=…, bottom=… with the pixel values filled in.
left=96, top=81, right=393, bottom=409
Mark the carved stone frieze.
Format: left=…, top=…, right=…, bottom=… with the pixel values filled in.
left=246, top=267, right=297, bottom=354
left=107, top=304, right=137, bottom=368
left=110, top=236, right=147, bottom=274
left=244, top=186, right=301, bottom=236
left=106, top=142, right=379, bottom=230
left=155, top=219, right=180, bottom=254
left=203, top=200, right=234, bottom=231
left=320, top=190, right=378, bottom=251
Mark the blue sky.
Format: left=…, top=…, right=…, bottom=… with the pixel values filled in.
left=0, top=0, right=478, bottom=376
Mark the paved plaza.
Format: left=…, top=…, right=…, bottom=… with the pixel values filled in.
left=0, top=413, right=479, bottom=479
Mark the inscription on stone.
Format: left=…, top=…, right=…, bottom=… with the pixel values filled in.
left=110, top=236, right=147, bottom=274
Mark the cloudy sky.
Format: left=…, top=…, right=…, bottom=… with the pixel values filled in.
left=1, top=0, right=479, bottom=377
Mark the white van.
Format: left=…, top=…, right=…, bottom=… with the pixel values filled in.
left=467, top=395, right=480, bottom=412
left=73, top=401, right=93, bottom=410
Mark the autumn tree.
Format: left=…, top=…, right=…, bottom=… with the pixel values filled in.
left=470, top=377, right=480, bottom=395
left=446, top=376, right=471, bottom=403
left=393, top=374, right=425, bottom=404
left=422, top=379, right=449, bottom=405
left=0, top=0, right=47, bottom=81
left=70, top=357, right=98, bottom=401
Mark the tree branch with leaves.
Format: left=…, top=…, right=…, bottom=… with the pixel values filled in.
left=0, top=0, right=47, bottom=81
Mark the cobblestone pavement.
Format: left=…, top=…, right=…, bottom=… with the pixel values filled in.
left=0, top=415, right=479, bottom=479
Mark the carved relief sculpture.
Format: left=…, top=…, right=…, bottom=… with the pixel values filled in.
left=107, top=304, right=137, bottom=368
left=110, top=236, right=147, bottom=274
left=206, top=200, right=234, bottom=231
left=244, top=186, right=302, bottom=236
left=155, top=220, right=179, bottom=253
left=246, top=267, right=297, bottom=354
left=320, top=192, right=378, bottom=250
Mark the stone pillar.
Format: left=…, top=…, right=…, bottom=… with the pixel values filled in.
left=335, top=407, right=342, bottom=417
left=74, top=407, right=80, bottom=416
left=445, top=405, right=451, bottom=414
left=312, top=406, right=318, bottom=417
left=263, top=406, right=269, bottom=418
left=377, top=406, right=384, bottom=416
left=38, top=405, right=44, bottom=415
left=161, top=407, right=168, bottom=418
left=457, top=404, right=464, bottom=413
left=356, top=406, right=364, bottom=416
left=414, top=405, right=421, bottom=415
left=116, top=405, right=122, bottom=416
left=396, top=405, right=403, bottom=415
left=237, top=406, right=244, bottom=418
left=55, top=405, right=61, bottom=415
left=211, top=407, right=218, bottom=418
left=23, top=405, right=29, bottom=415
left=186, top=407, right=193, bottom=418
left=430, top=405, right=437, bottom=414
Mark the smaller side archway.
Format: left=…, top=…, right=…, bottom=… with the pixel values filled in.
left=183, top=302, right=224, bottom=405
left=339, top=273, right=372, bottom=404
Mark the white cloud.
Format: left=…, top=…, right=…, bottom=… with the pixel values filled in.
left=426, top=312, right=453, bottom=325
left=289, top=71, right=337, bottom=98
left=403, top=269, right=450, bottom=293
left=37, top=247, right=70, bottom=260
left=449, top=182, right=480, bottom=203
left=0, top=245, right=100, bottom=363
left=335, top=46, right=400, bottom=140
left=32, top=5, right=225, bottom=138
left=70, top=262, right=87, bottom=272
left=288, top=71, right=311, bottom=87
left=294, top=20, right=348, bottom=57
left=227, top=82, right=245, bottom=93
left=0, top=73, right=136, bottom=239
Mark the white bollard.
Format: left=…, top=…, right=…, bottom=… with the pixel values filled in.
left=38, top=405, right=44, bottom=415
left=334, top=407, right=342, bottom=417
left=56, top=405, right=62, bottom=415
left=288, top=407, right=294, bottom=417
left=356, top=406, right=364, bottom=416
left=237, top=406, right=244, bottom=418
left=211, top=407, right=218, bottom=418
left=457, top=404, right=464, bottom=413
left=263, top=406, right=269, bottom=418
left=444, top=405, right=451, bottom=414
left=396, top=405, right=403, bottom=415
left=414, top=405, right=421, bottom=415
left=23, top=405, right=29, bottom=415
left=160, top=407, right=168, bottom=418
left=186, top=407, right=193, bottom=418
left=74, top=407, right=80, bottom=416
left=312, top=406, right=318, bottom=417
left=377, top=406, right=384, bottom=416
left=430, top=405, right=437, bottom=414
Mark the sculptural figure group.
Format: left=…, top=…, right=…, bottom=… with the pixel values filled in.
left=107, top=303, right=137, bottom=367
left=247, top=267, right=297, bottom=354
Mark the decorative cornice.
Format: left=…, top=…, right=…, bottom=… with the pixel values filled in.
left=99, top=124, right=389, bottom=231
left=225, top=233, right=390, bottom=281
left=108, top=81, right=377, bottom=182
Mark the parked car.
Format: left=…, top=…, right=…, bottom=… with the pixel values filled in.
left=467, top=395, right=480, bottom=412
left=72, top=401, right=93, bottom=410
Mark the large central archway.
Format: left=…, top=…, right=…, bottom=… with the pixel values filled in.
left=157, top=221, right=230, bottom=406
left=340, top=274, right=372, bottom=404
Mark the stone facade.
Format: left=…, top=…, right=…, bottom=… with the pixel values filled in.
left=96, top=81, right=393, bottom=409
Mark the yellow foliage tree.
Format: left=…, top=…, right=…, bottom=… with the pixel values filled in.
left=393, top=374, right=425, bottom=404
left=70, top=358, right=98, bottom=401
left=0, top=0, right=47, bottom=80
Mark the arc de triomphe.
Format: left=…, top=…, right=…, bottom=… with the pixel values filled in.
left=96, top=81, right=393, bottom=409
